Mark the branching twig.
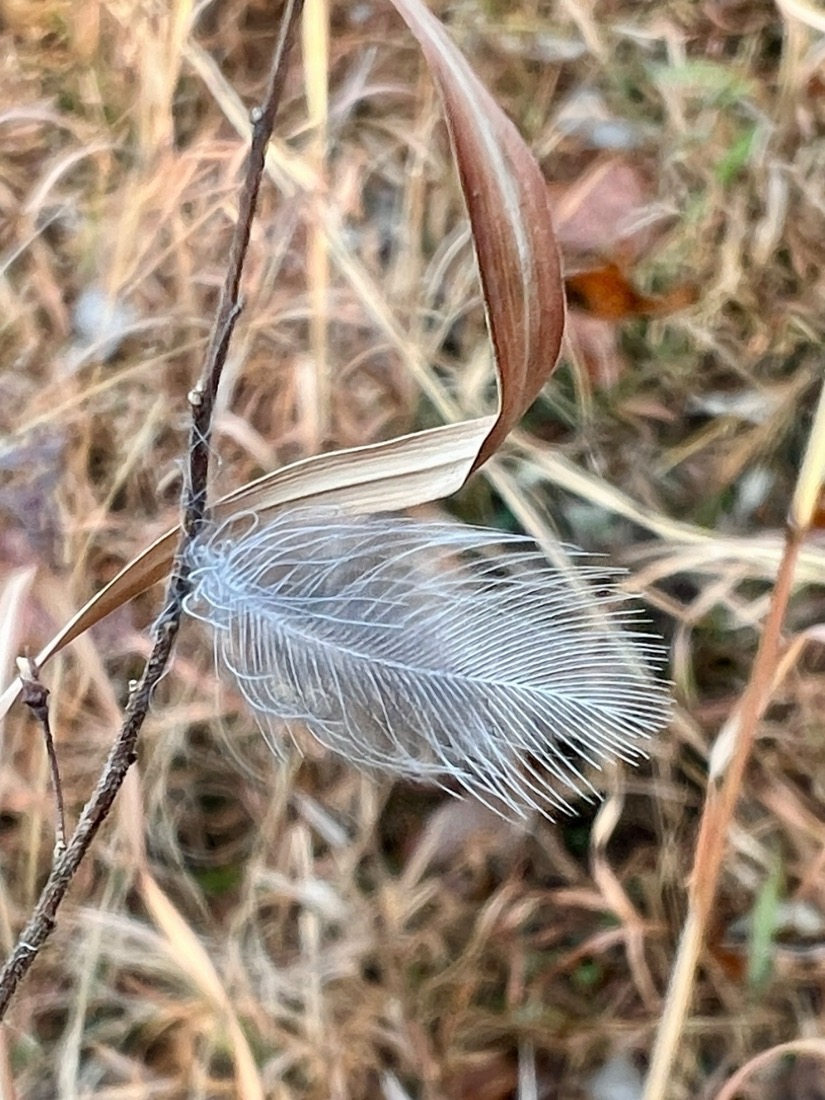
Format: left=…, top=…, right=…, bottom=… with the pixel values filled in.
left=17, top=657, right=66, bottom=857
left=0, top=0, right=305, bottom=1020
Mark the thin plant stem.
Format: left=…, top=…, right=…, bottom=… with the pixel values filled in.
left=642, top=522, right=804, bottom=1100
left=644, top=377, right=825, bottom=1097
left=0, top=0, right=305, bottom=1020
left=17, top=658, right=66, bottom=857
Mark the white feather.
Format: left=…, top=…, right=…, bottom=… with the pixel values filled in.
left=184, top=509, right=671, bottom=818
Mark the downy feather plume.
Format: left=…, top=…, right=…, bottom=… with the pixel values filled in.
left=184, top=509, right=671, bottom=818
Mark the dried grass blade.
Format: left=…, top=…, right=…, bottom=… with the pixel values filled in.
left=139, top=872, right=265, bottom=1100
left=0, top=567, right=36, bottom=734
left=775, top=0, right=825, bottom=34
left=215, top=417, right=496, bottom=517
left=790, top=378, right=825, bottom=530
left=301, top=0, right=331, bottom=446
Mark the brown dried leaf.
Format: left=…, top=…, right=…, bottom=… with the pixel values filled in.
left=550, top=156, right=663, bottom=263
left=389, top=0, right=565, bottom=469
left=139, top=871, right=265, bottom=1100
left=0, top=1, right=564, bottom=717
left=550, top=158, right=696, bottom=389
left=565, top=262, right=698, bottom=320
left=565, top=308, right=627, bottom=389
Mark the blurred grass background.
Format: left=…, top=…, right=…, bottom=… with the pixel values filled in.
left=2, top=0, right=825, bottom=1096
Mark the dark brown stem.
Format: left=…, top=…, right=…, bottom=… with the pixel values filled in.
left=17, top=658, right=66, bottom=856
left=0, top=0, right=305, bottom=1020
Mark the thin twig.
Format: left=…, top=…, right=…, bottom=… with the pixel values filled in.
left=17, top=657, right=66, bottom=857
left=0, top=0, right=305, bottom=1020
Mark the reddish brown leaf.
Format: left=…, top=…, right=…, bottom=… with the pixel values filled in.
left=550, top=156, right=664, bottom=263
left=389, top=0, right=566, bottom=471
left=566, top=308, right=627, bottom=389
left=565, top=261, right=698, bottom=321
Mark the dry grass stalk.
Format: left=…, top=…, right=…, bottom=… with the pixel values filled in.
left=644, top=381, right=825, bottom=1099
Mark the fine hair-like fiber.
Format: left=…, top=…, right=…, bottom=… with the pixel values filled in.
left=184, top=508, right=671, bottom=818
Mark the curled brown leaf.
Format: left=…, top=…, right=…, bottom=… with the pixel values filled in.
left=1, top=0, right=565, bottom=717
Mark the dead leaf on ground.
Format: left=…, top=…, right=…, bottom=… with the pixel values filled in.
left=550, top=156, right=667, bottom=263
left=549, top=157, right=697, bottom=386
left=565, top=261, right=698, bottom=321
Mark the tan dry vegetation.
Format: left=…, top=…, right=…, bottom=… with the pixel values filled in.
left=2, top=0, right=825, bottom=1097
